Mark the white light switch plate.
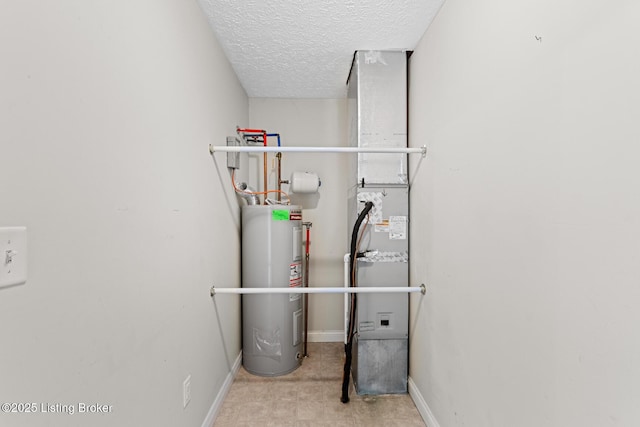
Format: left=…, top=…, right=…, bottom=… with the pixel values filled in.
left=0, top=227, right=27, bottom=288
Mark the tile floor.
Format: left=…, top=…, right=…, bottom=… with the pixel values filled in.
left=214, top=342, right=425, bottom=427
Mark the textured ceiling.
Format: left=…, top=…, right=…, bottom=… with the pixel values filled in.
left=197, top=0, right=445, bottom=98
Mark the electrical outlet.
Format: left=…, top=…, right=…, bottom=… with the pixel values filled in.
left=183, top=375, right=191, bottom=409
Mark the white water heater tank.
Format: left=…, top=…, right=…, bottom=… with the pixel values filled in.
left=241, top=205, right=303, bottom=376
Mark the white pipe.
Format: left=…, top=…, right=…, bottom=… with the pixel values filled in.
left=210, top=285, right=425, bottom=296
left=210, top=144, right=426, bottom=156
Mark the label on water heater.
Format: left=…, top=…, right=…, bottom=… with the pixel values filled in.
left=272, top=209, right=302, bottom=221
left=289, top=262, right=302, bottom=301
left=272, top=210, right=290, bottom=221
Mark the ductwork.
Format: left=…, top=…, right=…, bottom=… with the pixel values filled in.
left=236, top=182, right=260, bottom=206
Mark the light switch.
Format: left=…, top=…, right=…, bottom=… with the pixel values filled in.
left=0, top=227, right=27, bottom=288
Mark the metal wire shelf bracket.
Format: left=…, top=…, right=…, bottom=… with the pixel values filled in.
left=209, top=144, right=427, bottom=157
left=210, top=284, right=426, bottom=297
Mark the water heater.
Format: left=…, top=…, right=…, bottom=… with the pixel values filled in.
left=241, top=205, right=303, bottom=376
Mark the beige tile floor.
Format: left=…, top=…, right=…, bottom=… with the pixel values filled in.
left=214, top=342, right=425, bottom=427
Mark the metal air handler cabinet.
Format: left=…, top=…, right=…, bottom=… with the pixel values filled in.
left=241, top=205, right=304, bottom=376
left=347, top=50, right=409, bottom=395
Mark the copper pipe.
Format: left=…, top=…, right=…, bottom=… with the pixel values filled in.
left=262, top=131, right=267, bottom=204
left=303, top=222, right=312, bottom=357
left=276, top=152, right=282, bottom=202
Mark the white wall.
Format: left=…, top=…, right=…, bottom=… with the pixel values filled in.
left=249, top=98, right=349, bottom=336
left=409, top=0, right=640, bottom=426
left=0, top=1, right=246, bottom=426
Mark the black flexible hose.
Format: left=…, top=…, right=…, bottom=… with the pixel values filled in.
left=341, top=201, right=374, bottom=404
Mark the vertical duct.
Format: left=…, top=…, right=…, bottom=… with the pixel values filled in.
left=348, top=50, right=408, bottom=186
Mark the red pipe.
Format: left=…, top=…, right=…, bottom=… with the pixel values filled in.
left=236, top=127, right=265, bottom=134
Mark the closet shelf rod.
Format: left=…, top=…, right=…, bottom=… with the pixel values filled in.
left=210, top=285, right=426, bottom=296
left=209, top=145, right=426, bottom=156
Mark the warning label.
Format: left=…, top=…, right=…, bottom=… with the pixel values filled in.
left=389, top=216, right=407, bottom=240
left=374, top=219, right=389, bottom=233
left=289, top=262, right=302, bottom=301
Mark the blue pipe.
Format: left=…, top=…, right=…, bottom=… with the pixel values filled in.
left=266, top=133, right=281, bottom=147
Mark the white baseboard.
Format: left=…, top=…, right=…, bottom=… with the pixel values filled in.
left=307, top=330, right=344, bottom=342
left=201, top=351, right=242, bottom=427
left=408, top=376, right=440, bottom=427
